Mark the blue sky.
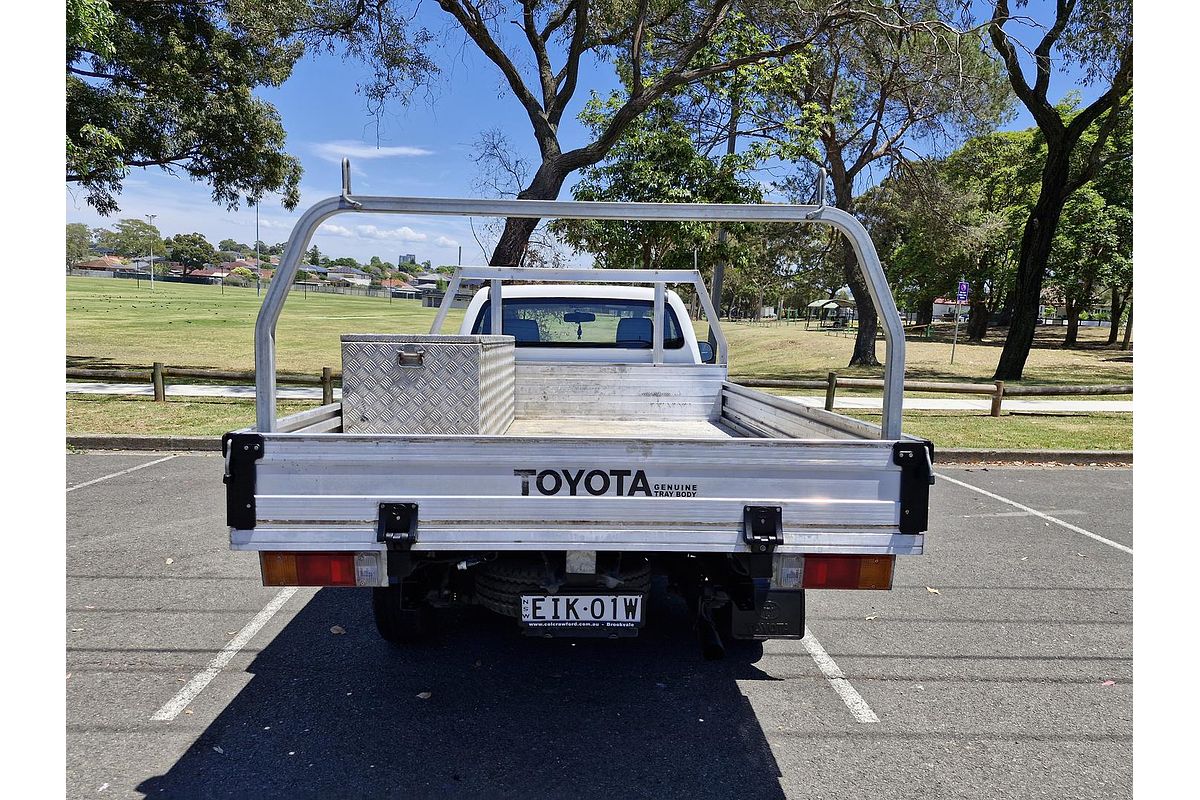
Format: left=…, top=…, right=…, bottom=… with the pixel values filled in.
left=64, top=2, right=1098, bottom=266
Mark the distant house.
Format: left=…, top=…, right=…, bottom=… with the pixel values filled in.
left=383, top=279, right=420, bottom=299
left=328, top=273, right=371, bottom=288
left=74, top=255, right=125, bottom=269
left=328, top=266, right=372, bottom=287
left=931, top=297, right=967, bottom=320
left=301, top=264, right=329, bottom=275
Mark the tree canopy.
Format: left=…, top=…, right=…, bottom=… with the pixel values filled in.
left=95, top=217, right=163, bottom=258
left=166, top=232, right=216, bottom=275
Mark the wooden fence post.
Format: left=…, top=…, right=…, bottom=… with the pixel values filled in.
left=321, top=367, right=334, bottom=406
left=152, top=362, right=165, bottom=402
left=990, top=380, right=1005, bottom=417
left=825, top=371, right=838, bottom=412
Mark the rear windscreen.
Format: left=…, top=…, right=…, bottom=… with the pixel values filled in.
left=472, top=297, right=685, bottom=348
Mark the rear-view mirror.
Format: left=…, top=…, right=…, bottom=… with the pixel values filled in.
left=563, top=311, right=596, bottom=323
left=697, top=341, right=716, bottom=364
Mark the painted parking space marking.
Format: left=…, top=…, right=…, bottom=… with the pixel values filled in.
left=151, top=588, right=298, bottom=722
left=66, top=454, right=178, bottom=493
left=936, top=472, right=1133, bottom=555
left=801, top=625, right=880, bottom=724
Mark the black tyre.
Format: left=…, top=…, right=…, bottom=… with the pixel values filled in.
left=372, top=586, right=433, bottom=644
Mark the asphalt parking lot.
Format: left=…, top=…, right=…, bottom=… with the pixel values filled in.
left=66, top=453, right=1132, bottom=799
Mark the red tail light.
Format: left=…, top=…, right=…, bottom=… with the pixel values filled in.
left=261, top=552, right=357, bottom=586
left=802, top=555, right=894, bottom=590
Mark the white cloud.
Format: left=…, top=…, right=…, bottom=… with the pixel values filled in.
left=311, top=140, right=434, bottom=163
left=435, top=235, right=460, bottom=248
left=354, top=224, right=427, bottom=242
left=321, top=223, right=355, bottom=237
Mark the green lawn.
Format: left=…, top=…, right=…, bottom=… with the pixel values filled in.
left=66, top=277, right=1131, bottom=447
left=68, top=277, right=1131, bottom=385
left=66, top=395, right=320, bottom=437
left=67, top=277, right=465, bottom=375
left=842, top=410, right=1131, bottom=450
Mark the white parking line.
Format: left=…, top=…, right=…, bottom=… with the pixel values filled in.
left=802, top=625, right=880, bottom=724
left=151, top=587, right=298, bottom=721
left=66, top=454, right=178, bottom=493
left=936, top=472, right=1133, bottom=555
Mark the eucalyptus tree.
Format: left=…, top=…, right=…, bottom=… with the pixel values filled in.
left=552, top=96, right=763, bottom=271
left=941, top=128, right=1041, bottom=339
left=1045, top=186, right=1125, bottom=347
left=66, top=223, right=94, bottom=267
left=67, top=0, right=436, bottom=214
left=765, top=1, right=1011, bottom=366
left=982, top=0, right=1132, bottom=379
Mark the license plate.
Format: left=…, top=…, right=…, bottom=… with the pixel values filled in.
left=520, top=594, right=644, bottom=630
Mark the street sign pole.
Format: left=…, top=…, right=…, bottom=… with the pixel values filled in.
left=951, top=279, right=969, bottom=364
left=951, top=299, right=960, bottom=364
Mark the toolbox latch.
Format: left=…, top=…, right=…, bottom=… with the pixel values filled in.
left=377, top=502, right=418, bottom=550
left=396, top=346, right=425, bottom=368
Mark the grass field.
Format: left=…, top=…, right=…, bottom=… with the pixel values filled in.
left=68, top=277, right=1131, bottom=385
left=66, top=395, right=320, bottom=437
left=843, top=410, right=1132, bottom=450
left=66, top=277, right=1131, bottom=447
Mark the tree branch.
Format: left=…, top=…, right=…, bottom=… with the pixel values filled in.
left=988, top=0, right=1062, bottom=135
left=436, top=0, right=555, bottom=146
left=549, top=0, right=589, bottom=126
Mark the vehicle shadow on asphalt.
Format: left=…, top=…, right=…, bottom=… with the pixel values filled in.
left=138, top=585, right=786, bottom=800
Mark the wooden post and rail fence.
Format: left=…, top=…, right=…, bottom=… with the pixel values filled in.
left=66, top=364, right=1130, bottom=417
left=67, top=364, right=338, bottom=405
left=732, top=373, right=1131, bottom=417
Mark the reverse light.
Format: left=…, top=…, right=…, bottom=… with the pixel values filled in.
left=260, top=552, right=376, bottom=587
left=802, top=555, right=894, bottom=590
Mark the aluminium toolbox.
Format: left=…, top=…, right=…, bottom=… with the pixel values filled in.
left=340, top=334, right=515, bottom=434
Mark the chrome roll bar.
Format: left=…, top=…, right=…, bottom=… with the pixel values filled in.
left=255, top=162, right=905, bottom=436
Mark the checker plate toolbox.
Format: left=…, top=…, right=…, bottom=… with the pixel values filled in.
left=341, top=334, right=515, bottom=435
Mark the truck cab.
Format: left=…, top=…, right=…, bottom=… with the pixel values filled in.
left=460, top=284, right=715, bottom=364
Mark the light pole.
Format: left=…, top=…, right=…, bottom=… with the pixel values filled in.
left=145, top=213, right=157, bottom=290
left=254, top=200, right=261, bottom=297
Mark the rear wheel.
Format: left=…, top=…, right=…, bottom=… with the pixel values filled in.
left=372, top=586, right=433, bottom=644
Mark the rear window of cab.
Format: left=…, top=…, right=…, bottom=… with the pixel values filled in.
left=472, top=297, right=686, bottom=348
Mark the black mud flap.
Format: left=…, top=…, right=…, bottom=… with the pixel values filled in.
left=730, top=580, right=805, bottom=640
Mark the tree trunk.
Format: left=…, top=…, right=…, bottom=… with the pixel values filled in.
left=488, top=162, right=569, bottom=266
left=915, top=298, right=934, bottom=326
left=842, top=242, right=879, bottom=366
left=1063, top=296, right=1080, bottom=347
left=641, top=240, right=652, bottom=270
left=967, top=290, right=989, bottom=341
left=708, top=87, right=741, bottom=350
left=1120, top=301, right=1132, bottom=350
left=1107, top=287, right=1126, bottom=345
left=826, top=153, right=878, bottom=367
left=993, top=146, right=1074, bottom=380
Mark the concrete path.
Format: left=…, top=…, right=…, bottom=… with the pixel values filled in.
left=66, top=381, right=1131, bottom=412
left=66, top=381, right=340, bottom=401
left=784, top=394, right=1132, bottom=413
